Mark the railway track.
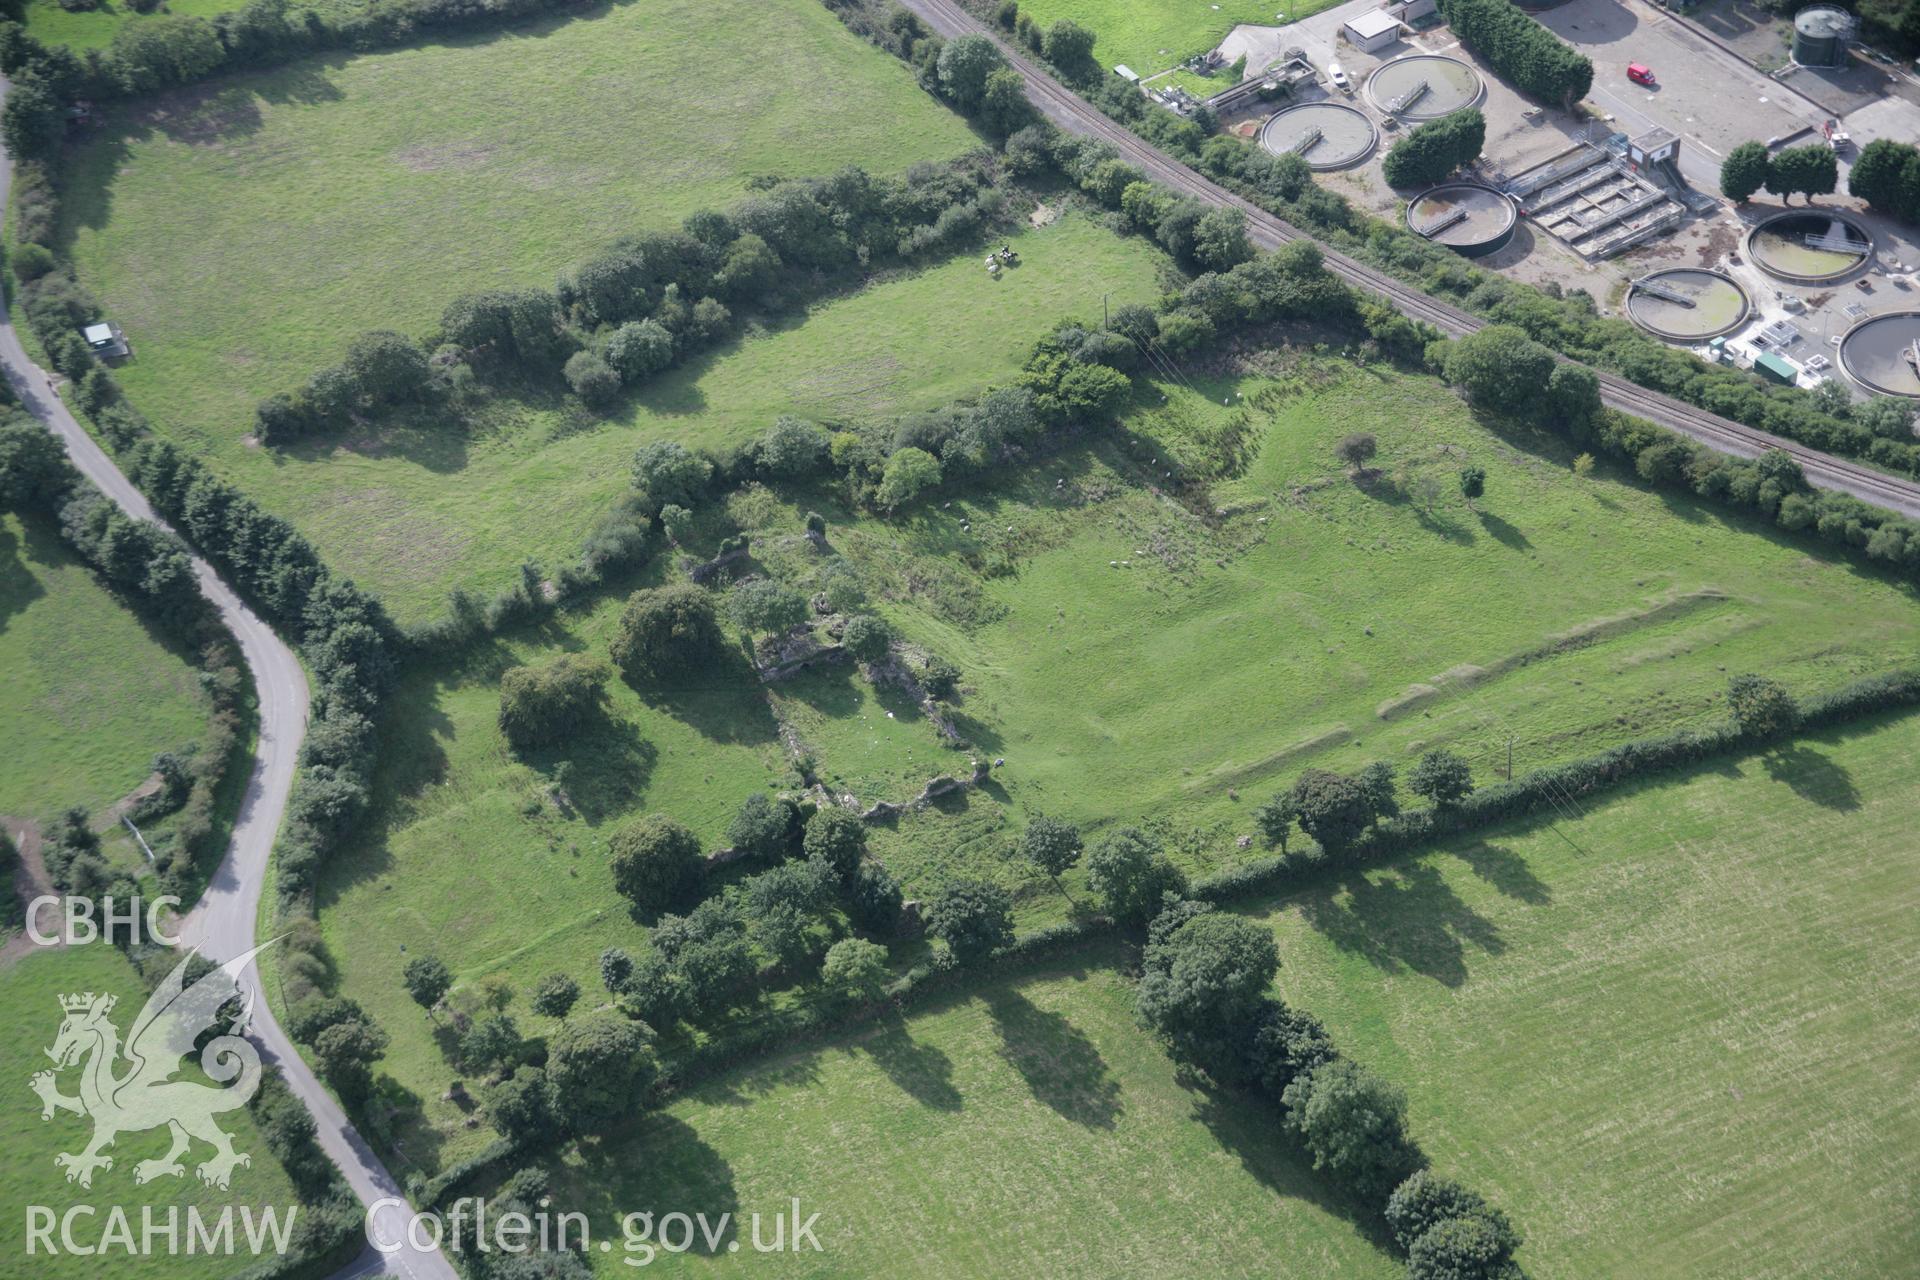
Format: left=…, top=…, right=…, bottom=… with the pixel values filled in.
left=901, top=0, right=1920, bottom=519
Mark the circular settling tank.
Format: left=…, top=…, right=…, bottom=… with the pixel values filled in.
left=1405, top=183, right=1517, bottom=257
left=1258, top=101, right=1378, bottom=170
left=1365, top=55, right=1484, bottom=121
left=1624, top=269, right=1752, bottom=340
left=1745, top=211, right=1871, bottom=283
left=1838, top=311, right=1920, bottom=398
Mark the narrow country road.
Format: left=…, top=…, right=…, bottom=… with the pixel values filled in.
left=899, top=0, right=1920, bottom=520
left=1, top=85, right=455, bottom=1280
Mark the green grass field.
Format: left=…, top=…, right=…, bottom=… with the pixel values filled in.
left=1250, top=708, right=1920, bottom=1278
left=550, top=954, right=1400, bottom=1277
left=1007, top=0, right=1344, bottom=87
left=0, top=510, right=209, bottom=821
left=0, top=944, right=304, bottom=1279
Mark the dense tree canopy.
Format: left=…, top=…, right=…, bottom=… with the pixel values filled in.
left=876, top=446, right=942, bottom=509
left=727, top=792, right=802, bottom=861
left=1727, top=673, right=1800, bottom=739
left=1383, top=109, right=1487, bottom=188
left=821, top=937, right=890, bottom=1002
left=402, top=955, right=452, bottom=1015
left=609, top=813, right=703, bottom=911
left=1086, top=826, right=1190, bottom=925
left=1438, top=0, right=1591, bottom=106
left=1766, top=144, right=1838, bottom=203
left=1848, top=139, right=1920, bottom=224
left=803, top=806, right=867, bottom=880
left=727, top=578, right=808, bottom=636
left=926, top=879, right=1015, bottom=965
left=1288, top=768, right=1393, bottom=854
left=631, top=440, right=712, bottom=513
left=1136, top=917, right=1274, bottom=1043
left=1720, top=141, right=1771, bottom=203
left=546, top=1013, right=658, bottom=1132
left=936, top=33, right=1005, bottom=109
left=841, top=613, right=893, bottom=663
left=1408, top=748, right=1475, bottom=808
left=610, top=584, right=725, bottom=682
left=531, top=973, right=580, bottom=1019
left=1282, top=1059, right=1424, bottom=1201
left=1020, top=814, right=1083, bottom=883
left=1439, top=324, right=1558, bottom=418
left=497, top=653, right=609, bottom=751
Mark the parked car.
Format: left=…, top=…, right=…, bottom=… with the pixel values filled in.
left=1627, top=62, right=1656, bottom=86
left=1328, top=61, right=1351, bottom=91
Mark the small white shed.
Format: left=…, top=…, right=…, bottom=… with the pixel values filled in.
left=1341, top=9, right=1403, bottom=52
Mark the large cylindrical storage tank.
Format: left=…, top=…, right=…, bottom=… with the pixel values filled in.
left=1792, top=5, right=1849, bottom=67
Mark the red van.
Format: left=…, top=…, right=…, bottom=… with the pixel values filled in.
left=1627, top=63, right=1656, bottom=86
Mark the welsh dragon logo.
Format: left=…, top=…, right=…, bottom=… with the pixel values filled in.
left=28, top=944, right=271, bottom=1191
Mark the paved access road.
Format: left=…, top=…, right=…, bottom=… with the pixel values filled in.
left=0, top=83, right=455, bottom=1280
left=899, top=0, right=1920, bottom=520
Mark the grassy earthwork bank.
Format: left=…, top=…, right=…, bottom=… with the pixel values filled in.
left=1254, top=707, right=1920, bottom=1278
left=0, top=509, right=209, bottom=821
left=0, top=944, right=304, bottom=1280
left=552, top=954, right=1403, bottom=1278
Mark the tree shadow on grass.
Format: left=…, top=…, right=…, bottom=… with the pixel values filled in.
left=641, top=658, right=783, bottom=747
left=1761, top=742, right=1861, bottom=811
left=981, top=986, right=1121, bottom=1130
left=0, top=517, right=47, bottom=636
left=1293, top=861, right=1506, bottom=988
left=1449, top=838, right=1552, bottom=904
left=777, top=664, right=863, bottom=719
left=1352, top=467, right=1476, bottom=545
left=855, top=1011, right=962, bottom=1112
left=569, top=1113, right=741, bottom=1252
left=691, top=1050, right=825, bottom=1109
left=364, top=1075, right=449, bottom=1187
left=277, top=406, right=475, bottom=476
left=522, top=711, right=657, bottom=825
left=1476, top=509, right=1532, bottom=551
left=1185, top=1080, right=1396, bottom=1254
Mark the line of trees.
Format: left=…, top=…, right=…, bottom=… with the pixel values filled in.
left=1437, top=323, right=1920, bottom=576
left=115, top=434, right=401, bottom=911
left=1134, top=895, right=1525, bottom=1279
left=256, top=154, right=1010, bottom=446
left=1437, top=0, right=1592, bottom=108
left=1718, top=140, right=1838, bottom=204
left=1383, top=108, right=1487, bottom=189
